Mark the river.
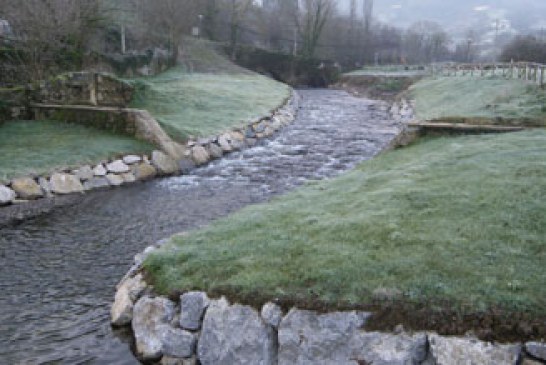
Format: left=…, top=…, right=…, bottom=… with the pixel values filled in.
left=0, top=89, right=401, bottom=364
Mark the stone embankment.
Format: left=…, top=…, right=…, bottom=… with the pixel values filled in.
left=112, top=243, right=546, bottom=365
left=0, top=92, right=298, bottom=208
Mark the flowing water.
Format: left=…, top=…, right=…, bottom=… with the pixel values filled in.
left=0, top=90, right=402, bottom=364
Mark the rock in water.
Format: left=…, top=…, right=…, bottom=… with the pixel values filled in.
left=11, top=178, right=43, bottom=200
left=0, top=185, right=16, bottom=205
left=132, top=162, right=157, bottom=181
left=207, top=143, right=224, bottom=160
left=49, top=173, right=84, bottom=195
left=151, top=150, right=180, bottom=175
left=132, top=296, right=196, bottom=360
left=191, top=146, right=211, bottom=166
left=180, top=292, right=210, bottom=331
left=198, top=297, right=276, bottom=365
left=111, top=274, right=147, bottom=327
left=106, top=174, right=124, bottom=186
left=83, top=177, right=110, bottom=190
left=428, top=334, right=521, bottom=365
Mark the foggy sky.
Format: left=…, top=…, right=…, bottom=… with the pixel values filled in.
left=337, top=0, right=546, bottom=36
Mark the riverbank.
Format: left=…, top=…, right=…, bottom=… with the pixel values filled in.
left=0, top=91, right=298, bottom=227
left=114, top=129, right=546, bottom=363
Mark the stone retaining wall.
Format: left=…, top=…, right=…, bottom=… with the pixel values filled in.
left=0, top=92, right=298, bottom=208
left=112, top=242, right=546, bottom=365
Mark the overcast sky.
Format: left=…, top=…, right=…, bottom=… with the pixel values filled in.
left=337, top=0, right=546, bottom=38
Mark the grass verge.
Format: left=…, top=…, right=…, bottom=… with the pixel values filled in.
left=130, top=67, right=291, bottom=141
left=144, top=130, right=546, bottom=323
left=411, top=76, right=546, bottom=125
left=0, top=120, right=153, bottom=181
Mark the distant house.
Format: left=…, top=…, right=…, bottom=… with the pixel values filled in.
left=0, top=19, right=12, bottom=37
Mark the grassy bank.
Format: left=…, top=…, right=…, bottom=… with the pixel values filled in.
left=144, top=130, right=546, bottom=318
left=411, top=76, right=546, bottom=125
left=0, top=120, right=153, bottom=181
left=130, top=67, right=290, bottom=141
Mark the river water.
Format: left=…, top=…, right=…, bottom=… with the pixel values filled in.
left=0, top=90, right=401, bottom=364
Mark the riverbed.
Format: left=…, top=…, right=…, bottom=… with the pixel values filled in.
left=0, top=89, right=401, bottom=364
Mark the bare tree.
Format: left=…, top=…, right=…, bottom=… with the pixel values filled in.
left=298, top=0, right=334, bottom=58
left=141, top=0, right=204, bottom=64
left=404, top=21, right=449, bottom=64
left=225, top=0, right=253, bottom=59
left=0, top=0, right=104, bottom=80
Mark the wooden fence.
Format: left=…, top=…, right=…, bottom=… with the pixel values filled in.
left=431, top=62, right=546, bottom=88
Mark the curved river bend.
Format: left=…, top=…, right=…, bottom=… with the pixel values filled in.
left=0, top=90, right=401, bottom=364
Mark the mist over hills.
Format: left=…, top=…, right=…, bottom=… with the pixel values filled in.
left=339, top=0, right=546, bottom=38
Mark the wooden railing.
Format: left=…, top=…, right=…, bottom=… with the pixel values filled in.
left=431, top=62, right=546, bottom=88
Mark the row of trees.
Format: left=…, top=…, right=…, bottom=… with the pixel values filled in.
left=1, top=0, right=544, bottom=82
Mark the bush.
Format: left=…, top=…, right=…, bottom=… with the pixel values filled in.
left=500, top=36, right=546, bottom=64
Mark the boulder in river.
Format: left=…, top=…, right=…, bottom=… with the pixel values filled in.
left=111, top=274, right=147, bottom=327
left=106, top=174, right=124, bottom=187
left=207, top=143, right=224, bottom=160
left=83, top=177, right=110, bottom=190
left=0, top=185, right=16, bottom=205
left=49, top=173, right=84, bottom=195
left=132, top=295, right=196, bottom=361
left=191, top=146, right=211, bottom=166
left=132, top=162, right=157, bottom=181
left=151, top=151, right=180, bottom=175
left=11, top=177, right=43, bottom=200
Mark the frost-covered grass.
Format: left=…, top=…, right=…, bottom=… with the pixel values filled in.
left=411, top=76, right=546, bottom=125
left=0, top=120, right=153, bottom=181
left=346, top=65, right=428, bottom=77
left=144, top=130, right=546, bottom=315
left=130, top=67, right=291, bottom=141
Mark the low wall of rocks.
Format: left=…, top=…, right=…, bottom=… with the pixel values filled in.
left=0, top=93, right=298, bottom=210
left=112, top=242, right=546, bottom=365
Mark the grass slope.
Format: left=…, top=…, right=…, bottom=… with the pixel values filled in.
left=411, top=76, right=546, bottom=125
left=0, top=120, right=153, bottom=181
left=145, top=130, right=546, bottom=316
left=130, top=39, right=291, bottom=141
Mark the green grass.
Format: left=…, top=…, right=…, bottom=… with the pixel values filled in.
left=0, top=120, right=154, bottom=181
left=130, top=67, right=291, bottom=141
left=145, top=130, right=546, bottom=315
left=411, top=76, right=546, bottom=125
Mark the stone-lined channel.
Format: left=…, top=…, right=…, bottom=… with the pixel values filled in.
left=0, top=89, right=401, bottom=364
